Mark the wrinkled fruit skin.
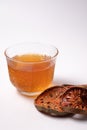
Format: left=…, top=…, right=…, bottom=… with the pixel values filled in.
left=35, top=106, right=69, bottom=116
left=61, top=87, right=87, bottom=114
left=34, top=84, right=74, bottom=116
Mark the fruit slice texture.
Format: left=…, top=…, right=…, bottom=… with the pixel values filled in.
left=34, top=85, right=73, bottom=116
left=61, top=87, right=87, bottom=114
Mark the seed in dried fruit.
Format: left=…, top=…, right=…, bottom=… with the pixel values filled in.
left=61, top=87, right=87, bottom=114
left=34, top=85, right=73, bottom=116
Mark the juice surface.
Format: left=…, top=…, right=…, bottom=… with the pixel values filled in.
left=8, top=54, right=55, bottom=93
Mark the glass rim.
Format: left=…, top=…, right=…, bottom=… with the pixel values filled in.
left=4, top=42, right=59, bottom=64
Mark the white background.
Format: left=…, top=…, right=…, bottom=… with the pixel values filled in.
left=0, top=0, right=87, bottom=130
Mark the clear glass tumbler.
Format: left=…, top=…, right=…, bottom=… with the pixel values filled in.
left=5, top=42, right=58, bottom=96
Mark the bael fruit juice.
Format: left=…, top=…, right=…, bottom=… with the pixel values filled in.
left=8, top=54, right=55, bottom=93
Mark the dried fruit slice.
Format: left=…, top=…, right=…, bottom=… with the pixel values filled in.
left=61, top=87, right=87, bottom=114
left=34, top=85, right=73, bottom=116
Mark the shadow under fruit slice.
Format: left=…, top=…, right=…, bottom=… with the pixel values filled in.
left=61, top=87, right=87, bottom=114
left=34, top=85, right=73, bottom=116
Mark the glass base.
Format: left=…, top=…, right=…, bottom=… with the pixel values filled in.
left=17, top=89, right=41, bottom=97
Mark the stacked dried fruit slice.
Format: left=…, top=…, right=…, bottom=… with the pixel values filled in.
left=34, top=84, right=87, bottom=116
left=61, top=87, right=87, bottom=114
left=34, top=84, right=74, bottom=116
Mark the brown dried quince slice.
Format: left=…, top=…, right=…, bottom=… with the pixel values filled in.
left=61, top=87, right=87, bottom=114
left=34, top=84, right=74, bottom=116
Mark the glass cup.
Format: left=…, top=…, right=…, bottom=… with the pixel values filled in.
left=4, top=42, right=58, bottom=96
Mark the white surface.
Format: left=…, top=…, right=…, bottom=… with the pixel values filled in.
left=0, top=0, right=87, bottom=130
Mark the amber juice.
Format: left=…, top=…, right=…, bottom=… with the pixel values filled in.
left=7, top=54, right=55, bottom=93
